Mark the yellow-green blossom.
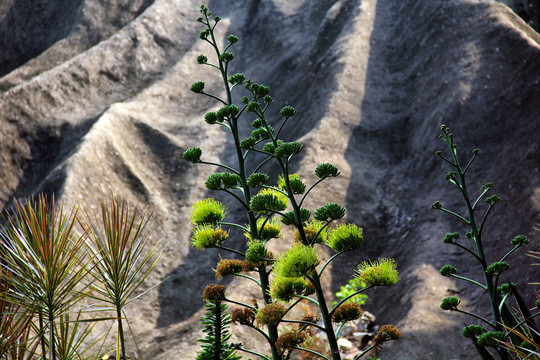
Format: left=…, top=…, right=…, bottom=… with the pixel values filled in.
left=190, top=198, right=227, bottom=225
left=355, top=258, right=399, bottom=286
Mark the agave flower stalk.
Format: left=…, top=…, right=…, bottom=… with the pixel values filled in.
left=0, top=195, right=91, bottom=360
left=185, top=5, right=401, bottom=360
left=433, top=125, right=538, bottom=360
left=85, top=198, right=161, bottom=360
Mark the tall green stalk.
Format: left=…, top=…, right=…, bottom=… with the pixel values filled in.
left=433, top=125, right=537, bottom=360
left=185, top=5, right=401, bottom=360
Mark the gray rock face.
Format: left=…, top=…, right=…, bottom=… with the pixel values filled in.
left=1, top=0, right=539, bottom=359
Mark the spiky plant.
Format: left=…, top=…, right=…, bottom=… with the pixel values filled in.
left=53, top=311, right=104, bottom=360
left=0, top=269, right=35, bottom=358
left=0, top=195, right=91, bottom=360
left=196, top=299, right=241, bottom=360
left=85, top=198, right=161, bottom=360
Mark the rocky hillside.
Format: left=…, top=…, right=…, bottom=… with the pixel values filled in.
left=1, top=0, right=539, bottom=359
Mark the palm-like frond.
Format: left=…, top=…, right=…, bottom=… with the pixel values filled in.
left=53, top=311, right=105, bottom=360
left=86, top=198, right=161, bottom=308
left=0, top=195, right=92, bottom=360
left=0, top=271, right=35, bottom=358
left=85, top=197, right=161, bottom=360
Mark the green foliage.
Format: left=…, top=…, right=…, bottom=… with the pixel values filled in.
left=0, top=196, right=161, bottom=360
left=196, top=300, right=241, bottom=360
left=333, top=277, right=368, bottom=307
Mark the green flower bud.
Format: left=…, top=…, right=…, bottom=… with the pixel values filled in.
left=536, top=300, right=540, bottom=309
left=431, top=201, right=443, bottom=210
left=204, top=111, right=221, bottom=124
left=296, top=219, right=327, bottom=244
left=443, top=232, right=460, bottom=244
left=445, top=171, right=457, bottom=181
left=262, top=142, right=276, bottom=154
left=511, top=235, right=529, bottom=246
left=220, top=51, right=235, bottom=62
left=264, top=95, right=274, bottom=105
left=247, top=173, right=269, bottom=188
left=214, top=16, right=221, bottom=22
left=332, top=303, right=363, bottom=323
left=465, top=231, right=474, bottom=239
left=485, top=195, right=501, bottom=205
left=462, top=325, right=485, bottom=339
left=315, top=163, right=340, bottom=178
left=251, top=118, right=264, bottom=128
left=435, top=150, right=442, bottom=157
left=205, top=172, right=241, bottom=190
left=256, top=303, right=286, bottom=326
left=314, top=203, right=345, bottom=222
left=245, top=240, right=268, bottom=264
left=481, top=182, right=494, bottom=191
left=485, top=261, right=509, bottom=275
left=273, top=244, right=320, bottom=278
left=440, top=296, right=460, bottom=311
left=497, top=283, right=516, bottom=296
left=250, top=189, right=289, bottom=214
left=190, top=198, right=227, bottom=225
left=356, top=258, right=399, bottom=286
left=477, top=331, right=506, bottom=347
left=240, top=137, right=256, bottom=149
left=251, top=127, right=274, bottom=141
left=278, top=174, right=306, bottom=194
left=270, top=277, right=308, bottom=302
left=281, top=208, right=311, bottom=225
left=275, top=141, right=303, bottom=158
left=199, top=29, right=210, bottom=40
left=190, top=81, right=205, bottom=93
left=197, top=54, right=208, bottom=64
left=182, top=147, right=202, bottom=163
left=191, top=225, right=229, bottom=249
left=217, top=104, right=239, bottom=119
left=227, top=34, right=239, bottom=43
left=241, top=96, right=249, bottom=104
left=228, top=73, right=245, bottom=85
left=326, top=224, right=363, bottom=252
left=280, top=105, right=296, bottom=117
left=196, top=16, right=203, bottom=22
left=440, top=264, right=457, bottom=276
left=472, top=148, right=480, bottom=154
left=247, top=100, right=260, bottom=112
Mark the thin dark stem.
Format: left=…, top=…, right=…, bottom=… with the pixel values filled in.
left=117, top=307, right=127, bottom=360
